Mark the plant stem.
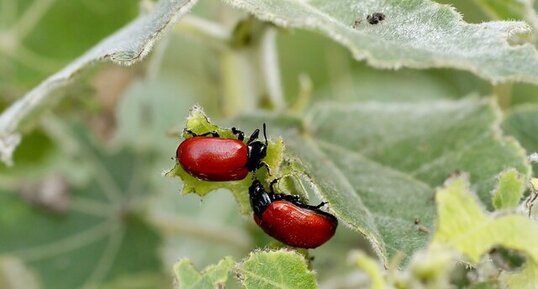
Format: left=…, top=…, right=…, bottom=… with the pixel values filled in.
left=175, top=15, right=230, bottom=50
left=40, top=115, right=124, bottom=205
left=260, top=28, right=285, bottom=110
left=9, top=0, right=57, bottom=41
left=219, top=49, right=258, bottom=117
left=145, top=35, right=170, bottom=81
left=290, top=74, right=312, bottom=114
left=149, top=214, right=252, bottom=250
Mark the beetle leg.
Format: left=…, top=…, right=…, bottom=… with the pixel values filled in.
left=200, top=131, right=219, bottom=137
left=257, top=161, right=272, bottom=176
left=184, top=129, right=197, bottom=137
left=269, top=178, right=281, bottom=193
left=231, top=127, right=245, bottom=141
left=313, top=202, right=327, bottom=209
left=186, top=130, right=219, bottom=137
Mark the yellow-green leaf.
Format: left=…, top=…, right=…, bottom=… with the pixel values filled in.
left=433, top=174, right=538, bottom=263
left=166, top=106, right=284, bottom=214
left=353, top=251, right=385, bottom=289
left=235, top=250, right=316, bottom=289
left=173, top=257, right=234, bottom=289
left=491, top=168, right=526, bottom=210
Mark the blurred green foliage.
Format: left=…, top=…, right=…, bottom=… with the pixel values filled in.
left=3, top=0, right=538, bottom=288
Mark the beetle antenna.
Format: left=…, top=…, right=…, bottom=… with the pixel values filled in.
left=263, top=123, right=268, bottom=145
left=269, top=178, right=280, bottom=193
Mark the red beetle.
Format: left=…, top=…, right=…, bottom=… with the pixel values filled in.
left=249, top=179, right=338, bottom=248
left=176, top=124, right=269, bottom=181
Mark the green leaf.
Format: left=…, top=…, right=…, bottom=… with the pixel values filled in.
left=0, top=0, right=199, bottom=165
left=433, top=174, right=538, bottom=263
left=351, top=247, right=457, bottom=289
left=222, top=0, right=538, bottom=84
left=0, top=0, right=138, bottom=93
left=474, top=0, right=528, bottom=20
left=235, top=250, right=316, bottom=289
left=502, top=105, right=538, bottom=174
left=0, top=125, right=163, bottom=289
left=235, top=99, right=529, bottom=264
left=432, top=174, right=538, bottom=289
left=173, top=257, right=234, bottom=289
left=113, top=77, right=198, bottom=151
left=491, top=168, right=526, bottom=210
left=0, top=257, right=41, bottom=289
left=166, top=106, right=285, bottom=214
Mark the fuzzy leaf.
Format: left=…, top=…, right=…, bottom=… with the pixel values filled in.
left=173, top=257, right=234, bottom=289
left=0, top=126, right=163, bottom=289
left=0, top=0, right=199, bottom=165
left=492, top=168, right=526, bottom=210
left=433, top=175, right=538, bottom=263
left=433, top=174, right=538, bottom=289
left=502, top=105, right=538, bottom=174
left=234, top=99, right=529, bottom=264
left=222, top=0, right=538, bottom=84
left=235, top=250, right=316, bottom=289
left=166, top=106, right=285, bottom=214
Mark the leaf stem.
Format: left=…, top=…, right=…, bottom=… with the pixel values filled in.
left=219, top=49, right=258, bottom=116
left=290, top=74, right=312, bottom=114
left=260, top=28, right=285, bottom=110
left=40, top=115, right=124, bottom=205
left=145, top=35, right=171, bottom=81
left=81, top=225, right=125, bottom=289
left=0, top=43, right=62, bottom=73
left=71, top=197, right=115, bottom=218
left=174, top=15, right=230, bottom=50
left=149, top=214, right=252, bottom=250
left=9, top=221, right=112, bottom=261
left=8, top=0, right=57, bottom=41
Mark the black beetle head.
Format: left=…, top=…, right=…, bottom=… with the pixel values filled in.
left=245, top=123, right=268, bottom=171
left=246, top=142, right=267, bottom=171
left=249, top=180, right=272, bottom=217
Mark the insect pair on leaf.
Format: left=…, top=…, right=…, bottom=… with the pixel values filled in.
left=176, top=124, right=337, bottom=248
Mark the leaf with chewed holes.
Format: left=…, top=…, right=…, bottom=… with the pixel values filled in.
left=232, top=99, right=529, bottom=265
left=433, top=175, right=538, bottom=262
left=433, top=174, right=538, bottom=289
left=173, top=257, right=234, bottom=289
left=166, top=106, right=285, bottom=214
